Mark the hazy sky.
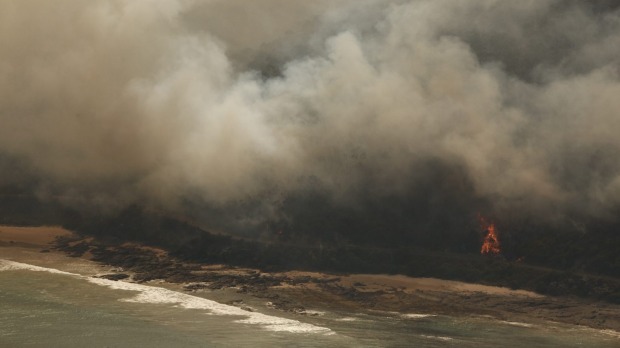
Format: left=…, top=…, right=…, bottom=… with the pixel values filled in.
left=1, top=0, right=620, bottom=225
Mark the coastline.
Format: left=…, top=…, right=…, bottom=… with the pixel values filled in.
left=1, top=225, right=619, bottom=332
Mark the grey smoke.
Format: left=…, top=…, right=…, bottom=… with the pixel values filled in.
left=1, top=0, right=620, bottom=227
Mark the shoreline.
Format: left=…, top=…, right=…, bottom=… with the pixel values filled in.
left=1, top=225, right=619, bottom=332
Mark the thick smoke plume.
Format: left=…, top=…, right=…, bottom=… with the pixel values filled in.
left=2, top=1, right=620, bottom=235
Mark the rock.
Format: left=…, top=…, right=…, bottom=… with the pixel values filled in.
left=183, top=283, right=209, bottom=291
left=95, top=273, right=130, bottom=281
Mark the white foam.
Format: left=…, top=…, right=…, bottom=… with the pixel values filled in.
left=421, top=335, right=453, bottom=341
left=108, top=278, right=331, bottom=333
left=237, top=313, right=333, bottom=334
left=402, top=313, right=435, bottom=319
left=336, top=317, right=358, bottom=322
left=570, top=325, right=620, bottom=339
left=597, top=329, right=620, bottom=338
left=0, top=259, right=75, bottom=276
left=500, top=321, right=534, bottom=328
left=1, top=259, right=332, bottom=334
left=87, top=276, right=333, bottom=334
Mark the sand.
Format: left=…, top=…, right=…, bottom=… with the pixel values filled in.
left=0, top=225, right=73, bottom=247
left=338, top=274, right=542, bottom=297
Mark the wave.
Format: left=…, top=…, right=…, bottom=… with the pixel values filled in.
left=0, top=259, right=332, bottom=334
left=88, top=277, right=332, bottom=334
left=336, top=317, right=358, bottom=322
left=570, top=326, right=620, bottom=339
left=421, top=335, right=453, bottom=341
left=499, top=321, right=534, bottom=328
left=0, top=259, right=76, bottom=276
left=402, top=313, right=436, bottom=319
left=598, top=329, right=620, bottom=339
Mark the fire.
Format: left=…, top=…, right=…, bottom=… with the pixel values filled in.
left=479, top=216, right=501, bottom=255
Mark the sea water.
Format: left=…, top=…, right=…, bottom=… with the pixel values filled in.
left=1, top=256, right=619, bottom=347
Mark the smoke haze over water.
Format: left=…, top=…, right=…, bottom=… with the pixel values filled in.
left=2, top=1, right=620, bottom=234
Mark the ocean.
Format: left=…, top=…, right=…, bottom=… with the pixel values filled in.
left=0, top=252, right=618, bottom=347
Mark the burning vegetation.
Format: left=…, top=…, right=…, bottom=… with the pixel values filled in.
left=479, top=216, right=501, bottom=255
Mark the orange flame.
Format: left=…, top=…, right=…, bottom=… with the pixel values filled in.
left=479, top=216, right=501, bottom=255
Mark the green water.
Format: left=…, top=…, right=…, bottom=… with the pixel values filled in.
left=1, top=258, right=619, bottom=348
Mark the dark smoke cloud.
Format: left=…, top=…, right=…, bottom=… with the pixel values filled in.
left=1, top=0, right=620, bottom=231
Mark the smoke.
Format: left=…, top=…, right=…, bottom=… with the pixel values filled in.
left=1, top=0, right=620, bottom=232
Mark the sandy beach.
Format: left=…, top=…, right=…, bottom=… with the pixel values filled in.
left=0, top=225, right=72, bottom=247
left=1, top=224, right=619, bottom=333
